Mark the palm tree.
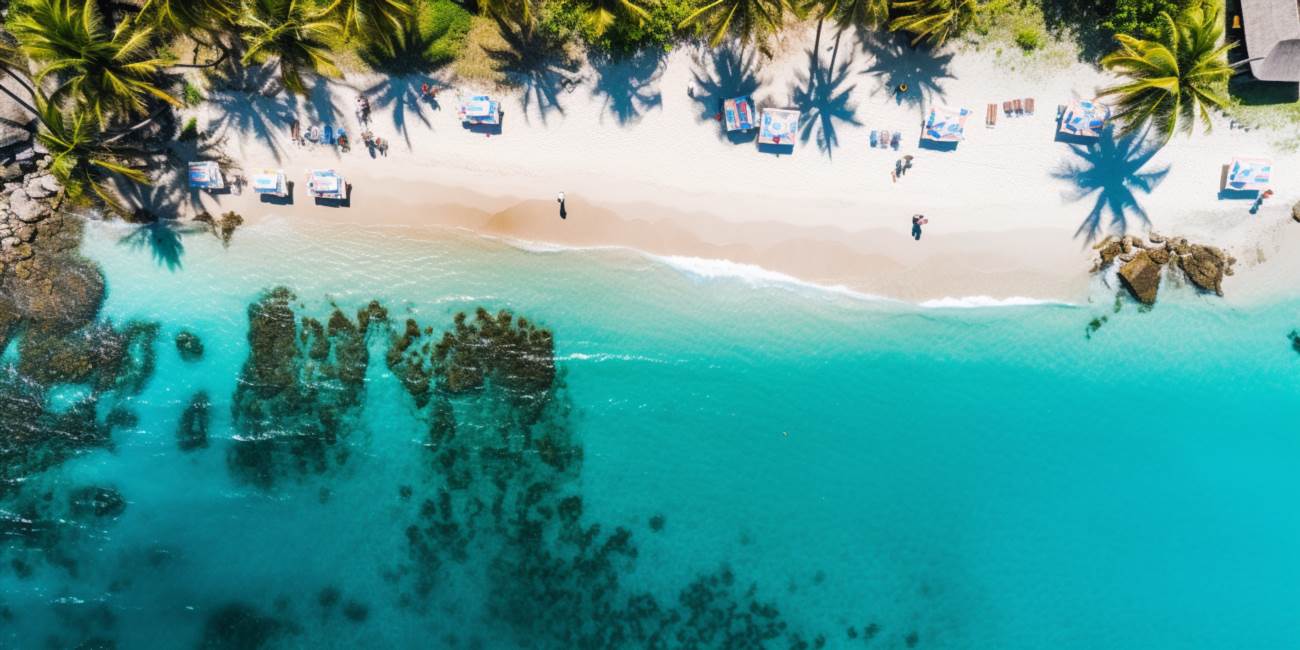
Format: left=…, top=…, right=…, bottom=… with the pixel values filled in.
left=678, top=0, right=789, bottom=47
left=888, top=0, right=982, bottom=47
left=812, top=0, right=888, bottom=30
left=324, top=0, right=414, bottom=55
left=35, top=93, right=148, bottom=213
left=573, top=0, right=651, bottom=37
left=238, top=0, right=342, bottom=95
left=1099, top=3, right=1232, bottom=141
left=134, top=0, right=239, bottom=35
left=10, top=0, right=180, bottom=128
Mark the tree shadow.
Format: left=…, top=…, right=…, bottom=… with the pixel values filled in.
left=307, top=78, right=348, bottom=125
left=589, top=50, right=665, bottom=125
left=1038, top=0, right=1116, bottom=64
left=114, top=180, right=207, bottom=272
left=791, top=28, right=861, bottom=158
left=1051, top=128, right=1171, bottom=243
left=484, top=20, right=581, bottom=124
left=205, top=74, right=300, bottom=163
left=859, top=31, right=953, bottom=115
left=689, top=45, right=764, bottom=143
left=362, top=75, right=441, bottom=150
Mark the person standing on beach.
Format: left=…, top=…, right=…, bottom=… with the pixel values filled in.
left=557, top=192, right=567, bottom=219
left=911, top=214, right=927, bottom=241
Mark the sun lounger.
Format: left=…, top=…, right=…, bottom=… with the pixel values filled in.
left=870, top=130, right=879, bottom=147
left=890, top=131, right=901, bottom=148
left=1024, top=98, right=1035, bottom=115
left=986, top=103, right=997, bottom=127
left=1003, top=101, right=1013, bottom=116
left=1013, top=99, right=1023, bottom=115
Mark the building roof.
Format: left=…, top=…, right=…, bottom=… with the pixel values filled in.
left=1241, top=0, right=1300, bottom=82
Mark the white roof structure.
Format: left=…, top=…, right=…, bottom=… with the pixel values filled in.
left=758, top=108, right=800, bottom=146
left=307, top=169, right=346, bottom=199
left=922, top=106, right=970, bottom=143
left=1225, top=156, right=1273, bottom=192
left=1241, top=0, right=1300, bottom=82
left=188, top=161, right=223, bottom=190
left=251, top=169, right=287, bottom=196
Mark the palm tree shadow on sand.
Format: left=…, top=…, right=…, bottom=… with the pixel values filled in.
left=363, top=75, right=439, bottom=150
left=860, top=31, right=953, bottom=114
left=589, top=50, right=665, bottom=125
left=1051, top=128, right=1171, bottom=244
left=206, top=64, right=301, bottom=163
left=791, top=28, right=861, bottom=158
left=689, top=45, right=763, bottom=143
left=484, top=19, right=581, bottom=125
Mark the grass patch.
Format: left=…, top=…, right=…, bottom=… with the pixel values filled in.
left=1226, top=78, right=1300, bottom=152
left=1014, top=26, right=1042, bottom=51
left=453, top=16, right=511, bottom=84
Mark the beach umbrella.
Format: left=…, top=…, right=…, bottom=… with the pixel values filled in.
left=922, top=106, right=970, bottom=142
left=1225, top=156, right=1273, bottom=192
left=759, top=108, right=801, bottom=147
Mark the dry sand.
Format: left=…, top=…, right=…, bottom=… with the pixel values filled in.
left=184, top=24, right=1300, bottom=305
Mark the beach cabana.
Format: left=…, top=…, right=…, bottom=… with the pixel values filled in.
left=1058, top=99, right=1111, bottom=139
left=1224, top=156, right=1273, bottom=192
left=459, top=95, right=501, bottom=126
left=306, top=169, right=347, bottom=200
left=251, top=169, right=288, bottom=197
left=758, top=108, right=800, bottom=147
left=723, top=96, right=756, bottom=131
left=922, top=106, right=970, bottom=143
left=188, top=161, right=224, bottom=191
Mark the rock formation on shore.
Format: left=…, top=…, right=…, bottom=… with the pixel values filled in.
left=1092, top=233, right=1236, bottom=304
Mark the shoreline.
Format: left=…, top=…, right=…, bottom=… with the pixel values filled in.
left=178, top=26, right=1300, bottom=308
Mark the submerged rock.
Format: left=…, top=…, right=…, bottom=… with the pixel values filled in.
left=175, top=330, right=204, bottom=361
left=1289, top=330, right=1299, bottom=355
left=1178, top=245, right=1233, bottom=296
left=1118, top=251, right=1161, bottom=305
left=198, top=603, right=291, bottom=650
left=68, top=486, right=126, bottom=518
left=178, top=392, right=211, bottom=452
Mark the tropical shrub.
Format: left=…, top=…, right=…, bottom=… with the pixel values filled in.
left=1100, top=0, right=1195, bottom=37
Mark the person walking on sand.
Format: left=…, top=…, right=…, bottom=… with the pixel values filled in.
left=557, top=192, right=567, bottom=220
left=911, top=214, right=927, bottom=241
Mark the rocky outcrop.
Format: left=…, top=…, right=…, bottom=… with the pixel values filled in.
left=0, top=83, right=35, bottom=151
left=1292, top=201, right=1300, bottom=223
left=1118, top=251, right=1162, bottom=305
left=9, top=188, right=50, bottom=223
left=1092, top=232, right=1236, bottom=303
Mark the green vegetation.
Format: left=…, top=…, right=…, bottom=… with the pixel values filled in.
left=1099, top=1, right=1232, bottom=141
left=889, top=0, right=984, bottom=46
left=179, top=117, right=200, bottom=140
left=677, top=0, right=789, bottom=47
left=182, top=81, right=204, bottom=106
left=10, top=0, right=180, bottom=128
left=34, top=93, right=148, bottom=214
left=1100, top=0, right=1194, bottom=38
left=239, top=0, right=344, bottom=95
left=1014, top=25, right=1041, bottom=51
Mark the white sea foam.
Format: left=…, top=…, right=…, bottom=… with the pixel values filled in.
left=556, top=352, right=669, bottom=364
left=917, top=295, right=1076, bottom=309
left=494, top=236, right=1077, bottom=310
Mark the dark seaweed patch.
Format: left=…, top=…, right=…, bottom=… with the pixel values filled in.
left=68, top=486, right=126, bottom=518
left=178, top=392, right=211, bottom=452
left=227, top=289, right=378, bottom=488
left=176, top=330, right=205, bottom=362
left=197, top=602, right=294, bottom=650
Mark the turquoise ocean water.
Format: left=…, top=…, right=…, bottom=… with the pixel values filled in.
left=2, top=217, right=1299, bottom=649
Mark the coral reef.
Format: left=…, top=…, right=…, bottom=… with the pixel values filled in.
left=175, top=330, right=204, bottom=361
left=178, top=392, right=211, bottom=452
left=68, top=486, right=127, bottom=518
left=198, top=602, right=295, bottom=650
left=227, top=289, right=383, bottom=487
left=192, top=211, right=245, bottom=248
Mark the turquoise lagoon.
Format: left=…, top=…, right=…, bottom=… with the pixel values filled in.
left=2, top=216, right=1300, bottom=649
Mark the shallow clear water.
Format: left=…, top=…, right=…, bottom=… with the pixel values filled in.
left=3, top=217, right=1299, bottom=649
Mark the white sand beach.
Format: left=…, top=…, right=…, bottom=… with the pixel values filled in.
left=185, top=24, right=1300, bottom=305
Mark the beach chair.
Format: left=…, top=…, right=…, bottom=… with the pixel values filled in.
left=986, top=103, right=997, bottom=127
left=1024, top=98, right=1035, bottom=115
left=869, top=129, right=879, bottom=148
left=1003, top=101, right=1013, bottom=116
left=323, top=124, right=334, bottom=145
left=1013, top=99, right=1023, bottom=115
left=890, top=131, right=901, bottom=148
